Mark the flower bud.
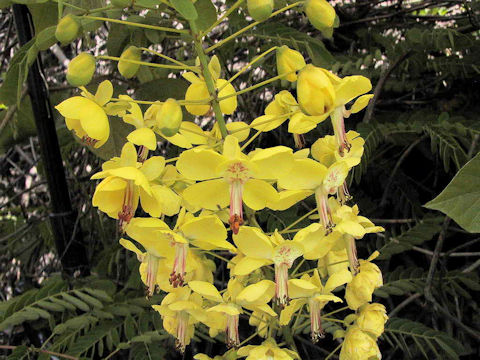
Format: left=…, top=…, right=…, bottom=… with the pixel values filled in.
left=304, top=0, right=336, bottom=35
left=66, top=53, right=96, bottom=86
left=339, top=325, right=381, bottom=360
left=247, top=0, right=274, bottom=22
left=356, top=303, right=388, bottom=338
left=345, top=259, right=383, bottom=310
left=276, top=46, right=306, bottom=82
left=156, top=98, right=183, bottom=137
left=118, top=46, right=141, bottom=79
left=111, top=0, right=132, bottom=8
left=297, top=64, right=335, bottom=116
left=55, top=15, right=80, bottom=44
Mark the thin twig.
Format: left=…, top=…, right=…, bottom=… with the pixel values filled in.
left=0, top=345, right=78, bottom=360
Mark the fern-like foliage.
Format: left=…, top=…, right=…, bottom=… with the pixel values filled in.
left=384, top=318, right=466, bottom=359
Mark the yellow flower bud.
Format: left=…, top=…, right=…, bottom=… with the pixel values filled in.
left=297, top=64, right=335, bottom=116
left=339, top=325, right=381, bottom=360
left=247, top=0, right=274, bottom=22
left=156, top=98, right=183, bottom=137
left=55, top=15, right=80, bottom=44
left=276, top=46, right=306, bottom=82
left=345, top=259, right=383, bottom=310
left=118, top=46, right=141, bottom=79
left=111, top=0, right=132, bottom=8
left=356, top=303, right=388, bottom=338
left=66, top=53, right=96, bottom=86
left=304, top=0, right=336, bottom=35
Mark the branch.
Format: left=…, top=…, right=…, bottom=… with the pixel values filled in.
left=0, top=345, right=79, bottom=360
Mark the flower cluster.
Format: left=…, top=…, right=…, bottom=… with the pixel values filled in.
left=55, top=2, right=387, bottom=358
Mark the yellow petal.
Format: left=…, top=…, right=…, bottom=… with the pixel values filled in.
left=160, top=132, right=193, bottom=149
left=222, top=135, right=243, bottom=160
left=250, top=146, right=294, bottom=179
left=119, top=142, right=138, bottom=167
left=280, top=299, right=305, bottom=325
left=119, top=238, right=144, bottom=257
left=232, top=256, right=271, bottom=276
left=336, top=220, right=366, bottom=238
left=94, top=80, right=113, bottom=106
left=334, top=76, right=372, bottom=107
left=243, top=179, right=279, bottom=211
left=217, top=79, right=237, bottom=115
left=251, top=114, right=287, bottom=132
left=141, top=156, right=166, bottom=181
left=237, top=280, right=275, bottom=305
left=127, top=128, right=157, bottom=150
left=182, top=71, right=202, bottom=84
left=270, top=190, right=313, bottom=211
left=177, top=148, right=225, bottom=180
left=179, top=122, right=208, bottom=145
left=288, top=279, right=317, bottom=298
left=233, top=226, right=274, bottom=259
left=288, top=113, right=329, bottom=134
left=277, top=159, right=327, bottom=190
left=207, top=303, right=241, bottom=315
left=182, top=179, right=230, bottom=210
left=180, top=215, right=227, bottom=244
left=350, top=94, right=373, bottom=113
left=185, top=82, right=210, bottom=116
left=226, top=121, right=250, bottom=142
left=325, top=269, right=352, bottom=292
left=188, top=281, right=223, bottom=303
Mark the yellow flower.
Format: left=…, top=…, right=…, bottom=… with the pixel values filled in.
left=280, top=269, right=351, bottom=342
left=190, top=278, right=276, bottom=348
left=155, top=98, right=183, bottom=136
left=232, top=227, right=306, bottom=307
left=152, top=286, right=206, bottom=353
left=356, top=303, right=388, bottom=338
left=278, top=156, right=349, bottom=231
left=297, top=64, right=336, bottom=117
left=304, top=0, right=336, bottom=38
left=183, top=56, right=237, bottom=116
left=276, top=46, right=306, bottom=82
left=345, top=252, right=383, bottom=310
left=250, top=90, right=328, bottom=148
left=339, top=325, right=381, bottom=360
left=237, top=338, right=300, bottom=360
left=91, top=142, right=177, bottom=229
left=176, top=135, right=294, bottom=233
left=56, top=80, right=115, bottom=147
left=317, top=247, right=349, bottom=278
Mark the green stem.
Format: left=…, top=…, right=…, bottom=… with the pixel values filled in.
left=205, top=1, right=303, bottom=53
left=139, top=47, right=199, bottom=71
left=83, top=15, right=189, bottom=34
left=190, top=21, right=228, bottom=138
left=97, top=55, right=191, bottom=70
left=325, top=343, right=343, bottom=360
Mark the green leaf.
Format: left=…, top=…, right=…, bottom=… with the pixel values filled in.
left=61, top=293, right=90, bottom=312
left=7, top=345, right=29, bottom=360
left=194, top=0, right=217, bottom=31
left=170, top=0, right=198, bottom=20
left=425, top=152, right=480, bottom=233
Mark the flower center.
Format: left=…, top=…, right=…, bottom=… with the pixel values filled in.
left=315, top=188, right=334, bottom=234
left=137, top=145, right=149, bottom=163
left=331, top=107, right=351, bottom=156
left=226, top=313, right=240, bottom=348
left=225, top=162, right=250, bottom=234
left=145, top=253, right=159, bottom=297
left=170, top=242, right=188, bottom=287
left=175, top=311, right=189, bottom=353
left=81, top=135, right=98, bottom=147
left=118, top=180, right=135, bottom=233
left=293, top=133, right=305, bottom=149
left=309, top=298, right=325, bottom=343
left=337, top=181, right=352, bottom=205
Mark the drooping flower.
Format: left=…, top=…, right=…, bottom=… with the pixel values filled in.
left=56, top=80, right=125, bottom=148
left=232, top=227, right=307, bottom=307
left=355, top=303, right=388, bottom=338
left=280, top=269, right=351, bottom=342
left=176, top=135, right=294, bottom=234
left=152, top=286, right=206, bottom=353
left=237, top=338, right=300, bottom=360
left=345, top=252, right=383, bottom=310
left=183, top=56, right=237, bottom=116
left=190, top=278, right=276, bottom=348
left=91, top=142, right=179, bottom=230
left=339, top=325, right=382, bottom=360
left=304, top=0, right=336, bottom=38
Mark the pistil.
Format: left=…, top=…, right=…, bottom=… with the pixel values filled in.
left=118, top=180, right=135, bottom=233
left=170, top=242, right=188, bottom=287
left=226, top=314, right=240, bottom=348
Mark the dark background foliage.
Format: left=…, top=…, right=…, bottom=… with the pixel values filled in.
left=0, top=0, right=479, bottom=359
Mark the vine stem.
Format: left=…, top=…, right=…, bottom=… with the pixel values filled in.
left=190, top=21, right=228, bottom=138
left=83, top=15, right=188, bottom=34
left=205, top=1, right=304, bottom=53
left=96, top=55, right=192, bottom=70
left=139, top=47, right=198, bottom=70
left=201, top=0, right=245, bottom=36
left=0, top=345, right=78, bottom=360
